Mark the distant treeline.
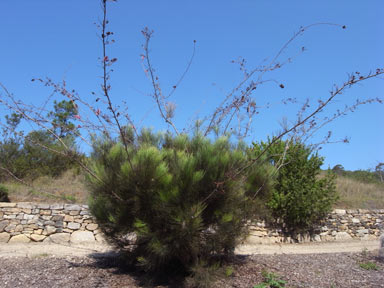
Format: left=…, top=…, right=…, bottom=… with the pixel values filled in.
left=331, top=164, right=384, bottom=184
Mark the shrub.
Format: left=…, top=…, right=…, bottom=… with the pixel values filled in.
left=253, top=139, right=338, bottom=234
left=254, top=270, right=286, bottom=288
left=87, top=130, right=271, bottom=276
left=0, top=184, right=10, bottom=202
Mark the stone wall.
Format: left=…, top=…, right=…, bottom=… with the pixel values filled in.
left=246, top=209, right=384, bottom=244
left=1, top=202, right=383, bottom=246
left=0, top=202, right=104, bottom=245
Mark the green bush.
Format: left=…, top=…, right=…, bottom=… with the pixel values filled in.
left=0, top=184, right=10, bottom=202
left=253, top=139, right=338, bottom=234
left=87, top=130, right=271, bottom=276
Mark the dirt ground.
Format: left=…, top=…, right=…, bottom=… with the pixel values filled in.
left=1, top=240, right=383, bottom=287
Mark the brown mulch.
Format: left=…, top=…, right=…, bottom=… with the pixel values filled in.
left=1, top=251, right=383, bottom=288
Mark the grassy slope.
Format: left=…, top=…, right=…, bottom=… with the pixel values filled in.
left=2, top=170, right=384, bottom=208
left=334, top=175, right=384, bottom=209
left=3, top=169, right=89, bottom=204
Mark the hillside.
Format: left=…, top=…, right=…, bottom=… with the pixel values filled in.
left=2, top=169, right=384, bottom=209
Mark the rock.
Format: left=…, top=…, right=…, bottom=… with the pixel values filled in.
left=70, top=231, right=95, bottom=244
left=51, top=215, right=64, bottom=221
left=50, top=204, right=64, bottom=210
left=335, top=232, right=352, bottom=241
left=49, top=233, right=70, bottom=244
left=249, top=230, right=268, bottom=237
left=334, top=209, right=346, bottom=215
left=346, top=209, right=358, bottom=214
left=64, top=204, right=82, bottom=211
left=5, top=224, right=16, bottom=233
left=9, top=234, right=30, bottom=243
left=95, top=233, right=107, bottom=244
left=358, top=209, right=369, bottom=214
left=0, top=202, right=16, bottom=208
left=44, top=226, right=56, bottom=236
left=40, top=210, right=51, bottom=216
left=351, top=218, right=360, bottom=224
left=44, top=221, right=55, bottom=226
left=0, top=232, right=10, bottom=243
left=338, top=225, right=348, bottom=231
left=37, top=203, right=50, bottom=209
left=15, top=225, right=23, bottom=232
left=0, top=220, right=10, bottom=232
left=17, top=202, right=34, bottom=209
left=55, top=221, right=64, bottom=228
left=23, top=214, right=35, bottom=220
left=67, top=222, right=81, bottom=230
left=64, top=215, right=74, bottom=222
left=69, top=210, right=80, bottom=216
left=30, top=234, right=46, bottom=242
left=356, top=229, right=369, bottom=236
left=35, top=229, right=43, bottom=235
left=86, top=223, right=98, bottom=231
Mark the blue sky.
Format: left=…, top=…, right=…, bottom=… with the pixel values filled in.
left=0, top=0, right=383, bottom=171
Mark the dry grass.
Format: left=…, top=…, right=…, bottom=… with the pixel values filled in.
left=2, top=169, right=383, bottom=208
left=2, top=169, right=89, bottom=204
left=335, top=175, right=384, bottom=209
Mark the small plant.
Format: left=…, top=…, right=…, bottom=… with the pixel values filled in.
left=225, top=265, right=234, bottom=277
left=254, top=270, right=286, bottom=288
left=0, top=184, right=10, bottom=202
left=359, top=261, right=379, bottom=271
left=253, top=140, right=338, bottom=234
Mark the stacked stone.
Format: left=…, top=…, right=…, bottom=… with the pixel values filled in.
left=245, top=209, right=384, bottom=244
left=319, top=209, right=383, bottom=241
left=0, top=202, right=105, bottom=244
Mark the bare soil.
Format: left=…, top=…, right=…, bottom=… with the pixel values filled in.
left=1, top=241, right=383, bottom=288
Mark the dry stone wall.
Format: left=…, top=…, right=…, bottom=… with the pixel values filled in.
left=246, top=209, right=384, bottom=244
left=0, top=202, right=105, bottom=245
left=1, top=202, right=383, bottom=246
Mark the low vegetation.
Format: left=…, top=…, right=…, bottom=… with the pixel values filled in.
left=0, top=184, right=10, bottom=202
left=2, top=169, right=87, bottom=204
left=253, top=270, right=287, bottom=288
left=359, top=261, right=380, bottom=271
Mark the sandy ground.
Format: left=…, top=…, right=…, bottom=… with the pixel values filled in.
left=0, top=239, right=380, bottom=258
left=235, top=239, right=380, bottom=255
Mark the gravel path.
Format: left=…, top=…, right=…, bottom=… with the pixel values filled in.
left=0, top=240, right=383, bottom=287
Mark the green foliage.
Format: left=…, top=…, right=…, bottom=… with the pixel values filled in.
left=0, top=102, right=81, bottom=180
left=254, top=270, right=286, bottom=288
left=0, top=184, right=10, bottom=202
left=22, top=130, right=77, bottom=178
left=48, top=100, right=79, bottom=139
left=254, top=139, right=338, bottom=233
left=335, top=167, right=383, bottom=184
left=359, top=261, right=379, bottom=271
left=88, top=130, right=270, bottom=276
